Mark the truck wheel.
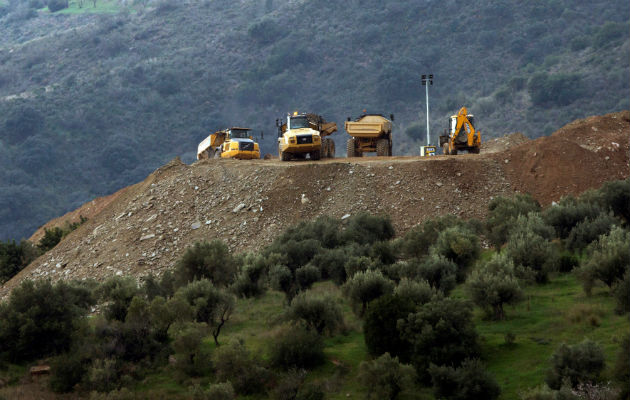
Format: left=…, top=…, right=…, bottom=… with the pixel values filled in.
left=280, top=146, right=291, bottom=161
left=470, top=147, right=480, bottom=154
left=321, top=138, right=330, bottom=158
left=347, top=139, right=356, bottom=158
left=310, top=150, right=321, bottom=160
left=442, top=143, right=450, bottom=155
left=376, top=138, right=389, bottom=156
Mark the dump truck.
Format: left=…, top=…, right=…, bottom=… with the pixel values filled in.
left=197, top=127, right=260, bottom=160
left=439, top=107, right=481, bottom=155
left=276, top=112, right=337, bottom=161
left=345, top=114, right=394, bottom=157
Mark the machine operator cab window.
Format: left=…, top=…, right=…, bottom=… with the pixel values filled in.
left=229, top=128, right=251, bottom=139
left=289, top=116, right=310, bottom=130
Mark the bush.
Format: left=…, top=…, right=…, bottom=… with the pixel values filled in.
left=613, top=335, right=630, bottom=400
left=505, top=229, right=557, bottom=283
left=308, top=246, right=351, bottom=285
left=358, top=353, right=417, bottom=400
left=398, top=214, right=465, bottom=259
left=205, top=382, right=236, bottom=400
left=47, top=0, right=69, bottom=12
left=295, top=264, right=321, bottom=290
left=232, top=254, right=268, bottom=298
left=0, top=239, right=38, bottom=284
left=269, top=264, right=296, bottom=302
left=467, top=253, right=523, bottom=320
left=49, top=352, right=88, bottom=393
left=398, top=297, right=479, bottom=381
left=429, top=358, right=500, bottom=400
left=213, top=342, right=270, bottom=395
left=286, top=291, right=344, bottom=335
left=169, top=322, right=211, bottom=378
left=0, top=280, right=94, bottom=362
left=175, top=240, right=237, bottom=287
left=174, top=279, right=235, bottom=345
left=577, top=227, right=629, bottom=294
left=364, top=294, right=416, bottom=361
left=486, top=194, right=541, bottom=248
left=38, top=227, right=64, bottom=252
left=271, top=369, right=306, bottom=400
left=344, top=255, right=376, bottom=278
left=509, top=213, right=556, bottom=242
left=430, top=226, right=480, bottom=282
left=542, top=197, right=601, bottom=239
left=528, top=72, right=584, bottom=107
left=248, top=18, right=286, bottom=46
left=598, top=178, right=630, bottom=222
left=411, top=255, right=458, bottom=295
left=344, top=213, right=395, bottom=245
left=592, top=22, right=626, bottom=48
left=142, top=271, right=175, bottom=300
left=274, top=216, right=343, bottom=249
left=557, top=251, right=579, bottom=273
left=614, top=270, right=630, bottom=314
left=270, top=326, right=325, bottom=370
left=546, top=340, right=605, bottom=390
left=97, top=276, right=142, bottom=321
left=566, top=212, right=618, bottom=251
left=266, top=239, right=321, bottom=273
left=343, top=269, right=394, bottom=316
left=394, top=278, right=435, bottom=306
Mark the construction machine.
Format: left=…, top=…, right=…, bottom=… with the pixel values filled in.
left=276, top=112, right=337, bottom=161
left=197, top=127, right=260, bottom=160
left=345, top=113, right=394, bottom=157
left=439, top=107, right=481, bottom=155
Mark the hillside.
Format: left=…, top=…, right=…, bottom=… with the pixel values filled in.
left=2, top=110, right=628, bottom=297
left=0, top=0, right=629, bottom=240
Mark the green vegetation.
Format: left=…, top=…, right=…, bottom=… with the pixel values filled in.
left=0, top=0, right=628, bottom=241
left=0, top=179, right=628, bottom=399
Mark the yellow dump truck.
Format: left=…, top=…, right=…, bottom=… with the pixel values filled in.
left=439, top=107, right=481, bottom=155
left=276, top=112, right=337, bottom=161
left=345, top=114, right=394, bottom=157
left=197, top=127, right=260, bottom=160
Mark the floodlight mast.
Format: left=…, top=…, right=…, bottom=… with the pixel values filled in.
left=421, top=74, right=433, bottom=146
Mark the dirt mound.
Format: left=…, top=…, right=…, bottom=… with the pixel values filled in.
left=2, top=112, right=628, bottom=297
left=481, top=132, right=530, bottom=153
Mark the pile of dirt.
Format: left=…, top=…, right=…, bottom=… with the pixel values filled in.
left=2, top=112, right=628, bottom=297
left=481, top=132, right=530, bottom=153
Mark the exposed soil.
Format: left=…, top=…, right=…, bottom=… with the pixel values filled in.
left=2, top=111, right=628, bottom=297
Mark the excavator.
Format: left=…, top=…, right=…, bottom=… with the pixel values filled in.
left=439, top=107, right=481, bottom=155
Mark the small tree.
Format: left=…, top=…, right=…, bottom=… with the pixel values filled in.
left=169, top=322, right=211, bottom=378
left=175, top=279, right=235, bottom=345
left=431, top=226, right=480, bottom=282
left=398, top=297, right=479, bottom=381
left=394, top=278, right=435, bottom=306
left=577, top=227, right=629, bottom=295
left=270, top=326, right=325, bottom=370
left=542, top=197, right=601, bottom=239
left=286, top=291, right=344, bottom=335
left=358, top=353, right=417, bottom=400
left=295, top=264, right=321, bottom=290
left=486, top=194, right=541, bottom=249
left=398, top=214, right=465, bottom=259
left=546, top=340, right=605, bottom=390
left=566, top=212, right=618, bottom=251
left=412, top=255, right=458, bottom=294
left=175, top=240, right=237, bottom=287
left=38, top=226, right=64, bottom=252
left=467, top=253, right=523, bottom=320
left=505, top=229, right=557, bottom=283
left=213, top=342, right=270, bottom=395
left=344, top=213, right=395, bottom=245
left=343, top=269, right=394, bottom=316
left=97, top=276, right=142, bottom=321
left=363, top=294, right=416, bottom=361
left=429, top=358, right=501, bottom=400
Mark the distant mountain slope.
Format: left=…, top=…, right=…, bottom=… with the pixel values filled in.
left=0, top=0, right=628, bottom=239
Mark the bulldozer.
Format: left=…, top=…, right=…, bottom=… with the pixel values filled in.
left=345, top=113, right=394, bottom=157
left=276, top=112, right=337, bottom=161
left=197, top=127, right=260, bottom=160
left=439, top=107, right=481, bottom=155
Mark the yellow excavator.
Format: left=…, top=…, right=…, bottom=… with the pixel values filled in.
left=439, top=107, right=481, bottom=155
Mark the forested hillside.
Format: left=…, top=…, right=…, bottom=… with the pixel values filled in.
left=0, top=0, right=628, bottom=240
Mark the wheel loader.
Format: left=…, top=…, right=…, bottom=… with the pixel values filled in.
left=439, top=107, right=481, bottom=155
left=276, top=112, right=337, bottom=161
left=345, top=113, right=394, bottom=157
left=197, top=127, right=260, bottom=160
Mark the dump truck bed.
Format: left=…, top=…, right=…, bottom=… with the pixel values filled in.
left=345, top=115, right=391, bottom=138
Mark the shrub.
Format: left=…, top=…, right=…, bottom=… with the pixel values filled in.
left=274, top=216, right=343, bottom=249
left=412, top=255, right=458, bottom=294
left=49, top=352, right=88, bottom=393
left=467, top=253, right=523, bottom=320
left=86, top=358, right=119, bottom=393
left=509, top=212, right=556, bottom=241
left=429, top=358, right=501, bottom=400
left=546, top=340, right=605, bottom=390
left=431, top=226, right=480, bottom=282
left=344, top=213, right=395, bottom=245
left=542, top=197, right=601, bottom=239
left=174, top=279, right=235, bottom=345
left=205, top=382, right=236, bottom=400
left=232, top=254, right=268, bottom=298
left=269, top=264, right=296, bottom=302
left=358, top=353, right=417, bottom=400
left=169, top=322, right=211, bottom=378
left=213, top=342, right=270, bottom=395
left=394, top=278, right=435, bottom=306
left=47, top=0, right=69, bottom=12
left=97, top=276, right=142, bottom=321
left=398, top=214, right=465, bottom=259
left=308, top=246, right=350, bottom=285
left=344, top=255, right=373, bottom=278
left=363, top=294, right=415, bottom=361
left=557, top=251, right=579, bottom=273
left=286, top=291, right=344, bottom=335
left=38, top=227, right=64, bottom=252
left=0, top=280, right=94, bottom=362
left=175, top=240, right=237, bottom=287
left=505, top=229, right=557, bottom=283
left=486, top=194, right=541, bottom=248
left=613, top=335, right=630, bottom=400
left=528, top=72, right=584, bottom=107
left=271, top=369, right=306, bottom=400
left=293, top=265, right=319, bottom=291
left=614, top=270, right=630, bottom=314
left=142, top=271, right=175, bottom=300
left=598, top=178, right=630, bottom=222
left=248, top=18, right=286, bottom=46
left=577, top=227, right=629, bottom=294
left=566, top=212, right=618, bottom=251
left=0, top=239, right=38, bottom=284
left=270, top=326, right=325, bottom=370
left=267, top=239, right=322, bottom=272
left=343, top=269, right=394, bottom=316
left=592, top=22, right=626, bottom=48
left=398, top=297, right=479, bottom=381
